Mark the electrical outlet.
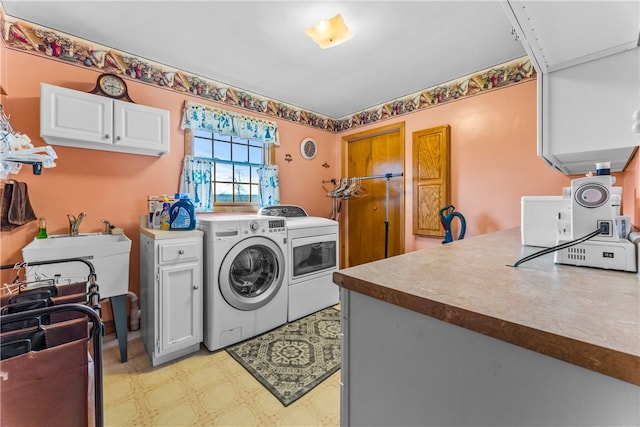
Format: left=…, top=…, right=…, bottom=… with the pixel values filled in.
left=597, top=220, right=613, bottom=237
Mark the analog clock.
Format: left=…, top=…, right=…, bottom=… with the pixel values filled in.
left=300, top=138, right=317, bottom=160
left=90, top=73, right=134, bottom=102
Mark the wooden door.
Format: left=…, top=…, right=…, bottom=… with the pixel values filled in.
left=342, top=123, right=405, bottom=267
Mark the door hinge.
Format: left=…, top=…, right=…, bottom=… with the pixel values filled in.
left=156, top=338, right=160, bottom=353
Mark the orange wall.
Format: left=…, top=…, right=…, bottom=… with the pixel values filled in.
left=0, top=47, right=338, bottom=308
left=623, top=150, right=639, bottom=225
left=341, top=80, right=636, bottom=252
left=3, top=42, right=639, bottom=306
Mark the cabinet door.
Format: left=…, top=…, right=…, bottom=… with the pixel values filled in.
left=541, top=48, right=639, bottom=175
left=40, top=83, right=113, bottom=146
left=158, top=261, right=202, bottom=355
left=114, top=101, right=170, bottom=155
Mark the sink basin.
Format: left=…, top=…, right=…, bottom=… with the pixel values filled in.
left=22, top=233, right=132, bottom=299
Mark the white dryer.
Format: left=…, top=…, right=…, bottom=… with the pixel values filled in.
left=197, top=214, right=288, bottom=351
left=258, top=205, right=339, bottom=321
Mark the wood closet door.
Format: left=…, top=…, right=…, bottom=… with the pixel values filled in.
left=412, top=125, right=450, bottom=237
left=344, top=123, right=404, bottom=267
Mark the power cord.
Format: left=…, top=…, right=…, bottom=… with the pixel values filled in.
left=510, top=228, right=603, bottom=268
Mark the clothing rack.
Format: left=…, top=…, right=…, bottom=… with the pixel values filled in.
left=325, top=172, right=403, bottom=258
left=0, top=257, right=104, bottom=427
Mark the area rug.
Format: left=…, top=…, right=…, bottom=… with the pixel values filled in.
left=226, top=307, right=341, bottom=407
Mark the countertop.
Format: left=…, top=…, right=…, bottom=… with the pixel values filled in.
left=333, top=227, right=640, bottom=385
left=139, top=227, right=203, bottom=240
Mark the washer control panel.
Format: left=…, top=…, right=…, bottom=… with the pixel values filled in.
left=204, top=215, right=286, bottom=240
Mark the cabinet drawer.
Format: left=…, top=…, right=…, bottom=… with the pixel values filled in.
left=159, top=241, right=199, bottom=264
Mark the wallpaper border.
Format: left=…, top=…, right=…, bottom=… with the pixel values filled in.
left=1, top=6, right=536, bottom=134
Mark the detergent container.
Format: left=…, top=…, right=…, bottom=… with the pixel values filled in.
left=169, top=193, right=196, bottom=230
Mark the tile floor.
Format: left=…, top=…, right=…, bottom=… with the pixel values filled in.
left=102, top=331, right=340, bottom=426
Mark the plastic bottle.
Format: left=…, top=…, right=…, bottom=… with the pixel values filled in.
left=160, top=198, right=171, bottom=230
left=36, top=217, right=47, bottom=239
left=169, top=193, right=196, bottom=230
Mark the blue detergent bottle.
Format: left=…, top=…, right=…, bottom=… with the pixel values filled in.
left=169, top=193, right=196, bottom=230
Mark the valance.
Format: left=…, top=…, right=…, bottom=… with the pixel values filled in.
left=181, top=101, right=279, bottom=145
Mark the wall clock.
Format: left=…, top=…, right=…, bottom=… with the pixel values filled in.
left=300, top=137, right=317, bottom=160
left=90, top=73, right=134, bottom=102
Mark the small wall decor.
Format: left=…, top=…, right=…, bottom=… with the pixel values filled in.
left=284, top=154, right=293, bottom=162
left=300, top=138, right=317, bottom=160
left=90, top=73, right=134, bottom=102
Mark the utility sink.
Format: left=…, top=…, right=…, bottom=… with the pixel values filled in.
left=22, top=233, right=132, bottom=299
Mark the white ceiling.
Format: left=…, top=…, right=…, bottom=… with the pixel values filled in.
left=2, top=1, right=528, bottom=118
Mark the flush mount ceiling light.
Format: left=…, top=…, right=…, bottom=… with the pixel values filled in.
left=304, top=14, right=353, bottom=49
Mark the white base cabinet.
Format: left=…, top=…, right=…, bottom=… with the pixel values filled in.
left=40, top=83, right=170, bottom=156
left=140, top=230, right=203, bottom=367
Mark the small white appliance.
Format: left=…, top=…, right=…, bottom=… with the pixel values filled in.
left=521, top=196, right=569, bottom=247
left=258, top=205, right=339, bottom=321
left=554, top=174, right=636, bottom=272
left=197, top=214, right=288, bottom=351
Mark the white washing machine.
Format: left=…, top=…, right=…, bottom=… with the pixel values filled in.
left=258, top=205, right=339, bottom=321
left=197, top=214, right=288, bottom=351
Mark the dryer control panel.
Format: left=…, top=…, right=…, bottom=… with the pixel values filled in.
left=258, top=205, right=307, bottom=218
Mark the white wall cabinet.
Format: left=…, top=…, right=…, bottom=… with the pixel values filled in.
left=502, top=1, right=640, bottom=175
left=140, top=230, right=203, bottom=367
left=540, top=48, right=639, bottom=175
left=40, top=83, right=170, bottom=156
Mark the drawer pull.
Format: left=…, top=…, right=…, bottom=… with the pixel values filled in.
left=178, top=250, right=184, bottom=255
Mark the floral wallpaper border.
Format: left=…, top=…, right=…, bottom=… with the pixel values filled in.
left=1, top=6, right=535, bottom=134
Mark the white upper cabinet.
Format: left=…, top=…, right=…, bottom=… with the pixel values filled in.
left=40, top=83, right=170, bottom=156
left=541, top=48, right=639, bottom=175
left=502, top=1, right=640, bottom=175
left=503, top=1, right=639, bottom=73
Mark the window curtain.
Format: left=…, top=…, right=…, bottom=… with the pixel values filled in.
left=256, top=165, right=280, bottom=208
left=180, top=101, right=279, bottom=145
left=179, top=156, right=214, bottom=212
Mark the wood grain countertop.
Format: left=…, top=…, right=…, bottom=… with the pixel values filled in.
left=139, top=227, right=203, bottom=240
left=333, top=227, right=640, bottom=385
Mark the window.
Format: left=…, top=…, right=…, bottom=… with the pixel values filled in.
left=191, top=129, right=271, bottom=206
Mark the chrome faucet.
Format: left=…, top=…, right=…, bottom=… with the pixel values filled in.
left=102, top=219, right=113, bottom=235
left=67, top=212, right=86, bottom=236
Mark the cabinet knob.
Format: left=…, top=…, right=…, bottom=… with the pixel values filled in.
left=116, top=136, right=122, bottom=141
left=193, top=285, right=199, bottom=290
left=178, top=250, right=184, bottom=255
left=105, top=134, right=110, bottom=139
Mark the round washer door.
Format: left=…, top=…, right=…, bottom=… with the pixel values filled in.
left=219, top=236, right=285, bottom=311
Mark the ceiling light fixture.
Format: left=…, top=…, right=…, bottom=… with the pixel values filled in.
left=304, top=14, right=353, bottom=49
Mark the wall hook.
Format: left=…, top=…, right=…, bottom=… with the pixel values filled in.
left=322, top=162, right=330, bottom=168
left=284, top=154, right=293, bottom=162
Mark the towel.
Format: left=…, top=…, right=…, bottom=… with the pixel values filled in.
left=1, top=181, right=37, bottom=231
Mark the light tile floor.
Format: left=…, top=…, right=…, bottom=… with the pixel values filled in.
left=102, top=331, right=340, bottom=426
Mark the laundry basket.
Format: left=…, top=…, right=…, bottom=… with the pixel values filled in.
left=0, top=259, right=104, bottom=427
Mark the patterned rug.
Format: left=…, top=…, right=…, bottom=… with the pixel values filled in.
left=226, top=307, right=341, bottom=407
